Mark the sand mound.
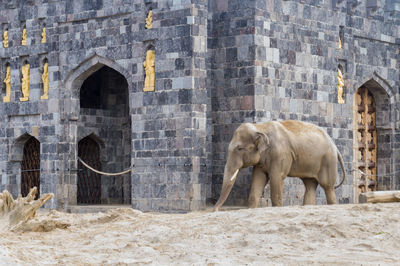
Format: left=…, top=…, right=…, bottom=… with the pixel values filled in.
left=0, top=203, right=399, bottom=265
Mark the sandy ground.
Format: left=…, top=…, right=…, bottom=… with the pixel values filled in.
left=0, top=203, right=399, bottom=265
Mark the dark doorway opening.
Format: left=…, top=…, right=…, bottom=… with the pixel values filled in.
left=78, top=136, right=101, bottom=204
left=78, top=65, right=131, bottom=204
left=80, top=65, right=129, bottom=115
left=21, top=137, right=40, bottom=199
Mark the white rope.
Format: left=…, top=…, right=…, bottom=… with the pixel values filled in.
left=78, top=157, right=132, bottom=176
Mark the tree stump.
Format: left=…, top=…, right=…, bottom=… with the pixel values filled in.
left=0, top=187, right=53, bottom=231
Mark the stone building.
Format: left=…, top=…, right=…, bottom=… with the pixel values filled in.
left=0, top=0, right=399, bottom=212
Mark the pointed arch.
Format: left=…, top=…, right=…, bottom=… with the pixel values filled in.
left=9, top=133, right=37, bottom=162
left=63, top=54, right=133, bottom=205
left=353, top=72, right=396, bottom=104
left=78, top=132, right=107, bottom=162
left=64, top=54, right=132, bottom=99
left=353, top=75, right=396, bottom=202
left=78, top=132, right=105, bottom=150
left=21, top=136, right=41, bottom=198
left=354, top=78, right=393, bottom=129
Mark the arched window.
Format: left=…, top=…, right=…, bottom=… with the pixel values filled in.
left=21, top=136, right=40, bottom=199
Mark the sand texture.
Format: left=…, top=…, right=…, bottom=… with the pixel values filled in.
left=1, top=203, right=399, bottom=265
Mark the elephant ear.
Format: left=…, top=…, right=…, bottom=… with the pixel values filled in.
left=255, top=132, right=269, bottom=153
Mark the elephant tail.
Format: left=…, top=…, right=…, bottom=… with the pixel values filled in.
left=335, top=150, right=346, bottom=189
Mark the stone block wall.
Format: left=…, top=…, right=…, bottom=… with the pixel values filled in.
left=0, top=0, right=209, bottom=211
left=208, top=0, right=400, bottom=206
left=130, top=0, right=208, bottom=212
left=0, top=0, right=60, bottom=208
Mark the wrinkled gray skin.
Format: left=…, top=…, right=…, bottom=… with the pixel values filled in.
left=214, top=120, right=346, bottom=211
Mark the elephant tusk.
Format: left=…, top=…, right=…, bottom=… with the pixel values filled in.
left=230, top=169, right=239, bottom=181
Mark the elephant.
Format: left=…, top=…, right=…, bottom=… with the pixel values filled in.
left=214, top=120, right=346, bottom=211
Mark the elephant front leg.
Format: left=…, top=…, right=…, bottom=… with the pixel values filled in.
left=269, top=171, right=285, bottom=207
left=302, top=178, right=318, bottom=205
left=248, top=167, right=268, bottom=208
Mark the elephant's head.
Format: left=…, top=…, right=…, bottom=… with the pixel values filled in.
left=214, top=123, right=269, bottom=211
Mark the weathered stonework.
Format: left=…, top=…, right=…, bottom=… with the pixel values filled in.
left=209, top=0, right=400, bottom=206
left=0, top=0, right=398, bottom=212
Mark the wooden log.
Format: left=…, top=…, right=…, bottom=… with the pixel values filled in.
left=359, top=191, right=400, bottom=203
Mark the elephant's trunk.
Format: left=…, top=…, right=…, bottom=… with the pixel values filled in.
left=214, top=167, right=240, bottom=211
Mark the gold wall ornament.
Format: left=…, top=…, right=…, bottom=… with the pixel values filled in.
left=40, top=62, right=49, bottom=100
left=3, top=30, right=8, bottom=48
left=41, top=27, right=46, bottom=43
left=3, top=65, right=11, bottom=102
left=145, top=10, right=153, bottom=29
left=21, top=28, right=27, bottom=46
left=337, top=68, right=345, bottom=104
left=338, top=36, right=342, bottom=49
left=143, top=50, right=155, bottom=92
left=20, top=63, right=30, bottom=102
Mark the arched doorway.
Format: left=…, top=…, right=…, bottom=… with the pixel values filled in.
left=21, top=136, right=40, bottom=199
left=78, top=65, right=131, bottom=204
left=78, top=136, right=101, bottom=204
left=353, top=79, right=393, bottom=201
left=354, top=86, right=377, bottom=193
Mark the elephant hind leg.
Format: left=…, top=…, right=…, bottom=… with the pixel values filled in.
left=318, top=160, right=338, bottom=204
left=248, top=167, right=268, bottom=208
left=322, top=186, right=337, bottom=204
left=302, top=178, right=318, bottom=205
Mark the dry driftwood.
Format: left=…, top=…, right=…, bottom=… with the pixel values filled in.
left=0, top=187, right=53, bottom=231
left=359, top=191, right=400, bottom=204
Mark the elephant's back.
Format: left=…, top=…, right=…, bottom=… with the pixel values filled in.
left=278, top=120, right=321, bottom=135
left=277, top=120, right=333, bottom=150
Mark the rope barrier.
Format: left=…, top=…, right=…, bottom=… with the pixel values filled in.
left=78, top=156, right=397, bottom=179
left=78, top=157, right=132, bottom=176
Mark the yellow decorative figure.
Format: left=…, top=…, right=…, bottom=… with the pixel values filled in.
left=145, top=10, right=153, bottom=29
left=338, top=36, right=342, bottom=49
left=143, top=50, right=155, bottom=92
left=40, top=62, right=49, bottom=100
left=20, top=63, right=30, bottom=102
left=41, top=27, right=46, bottom=43
left=3, top=66, right=11, bottom=102
left=337, top=68, right=345, bottom=104
left=3, top=30, right=8, bottom=48
left=21, top=28, right=27, bottom=46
